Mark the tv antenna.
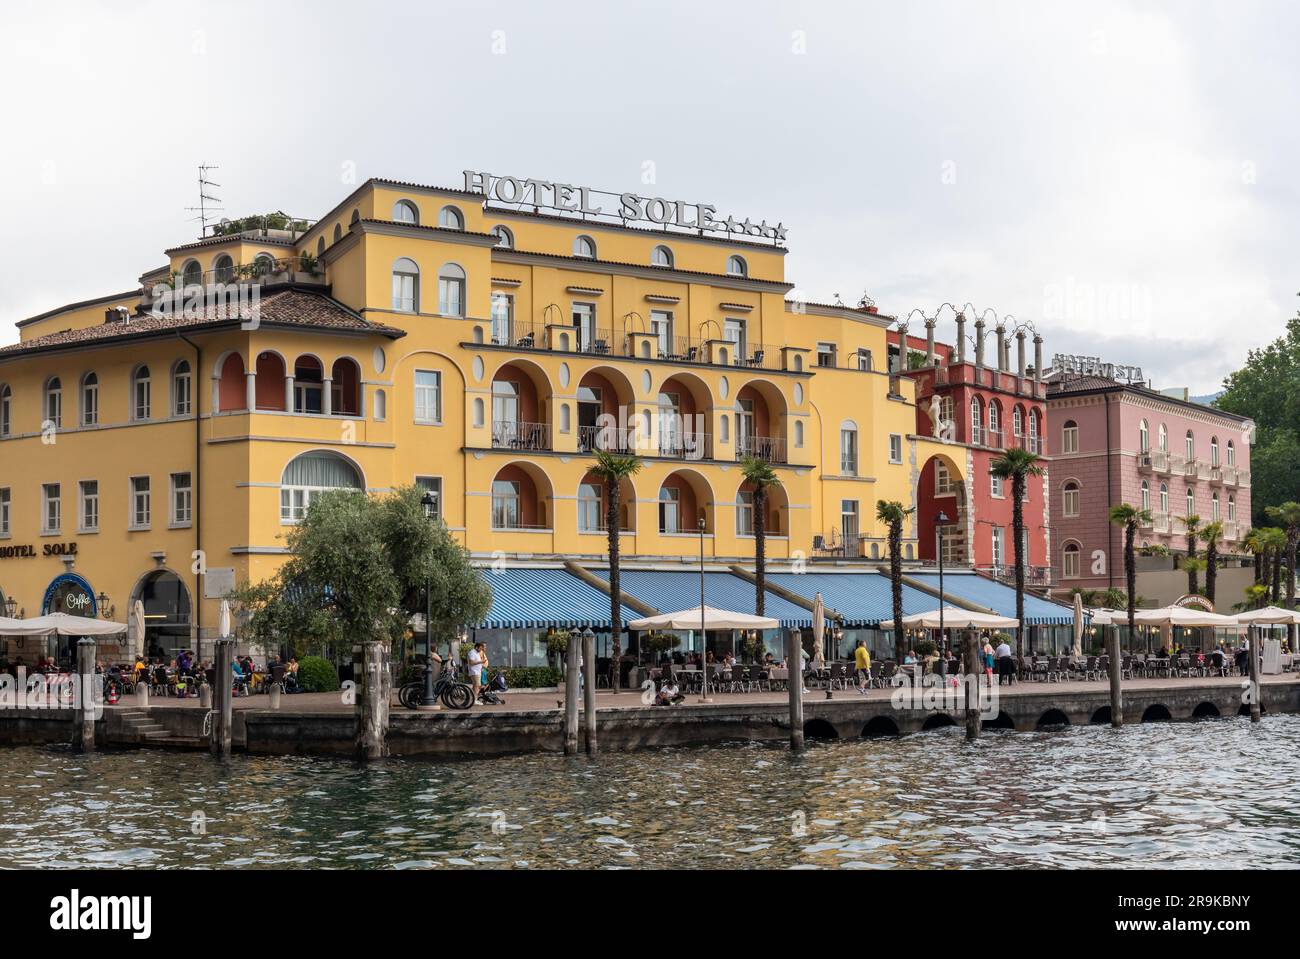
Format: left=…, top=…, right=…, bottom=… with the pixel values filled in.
left=185, top=164, right=223, bottom=236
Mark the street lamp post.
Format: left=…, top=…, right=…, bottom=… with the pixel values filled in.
left=935, top=510, right=951, bottom=656
left=2, top=596, right=17, bottom=618
left=698, top=512, right=711, bottom=703
left=420, top=490, right=439, bottom=709
left=95, top=591, right=115, bottom=621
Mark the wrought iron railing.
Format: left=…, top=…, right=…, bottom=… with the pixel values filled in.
left=491, top=420, right=551, bottom=451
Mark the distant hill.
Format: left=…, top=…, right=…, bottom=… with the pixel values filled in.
left=1190, top=391, right=1224, bottom=406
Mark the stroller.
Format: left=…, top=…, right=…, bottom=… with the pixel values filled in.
left=479, top=668, right=508, bottom=705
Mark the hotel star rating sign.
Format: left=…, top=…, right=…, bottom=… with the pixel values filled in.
left=464, top=170, right=787, bottom=242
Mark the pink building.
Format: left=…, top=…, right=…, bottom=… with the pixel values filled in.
left=1047, top=373, right=1254, bottom=592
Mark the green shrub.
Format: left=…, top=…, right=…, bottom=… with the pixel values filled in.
left=502, top=666, right=563, bottom=689
left=915, top=639, right=938, bottom=657
left=297, top=656, right=340, bottom=692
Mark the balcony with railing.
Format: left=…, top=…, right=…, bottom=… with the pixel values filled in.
left=491, top=420, right=552, bottom=452
left=577, top=423, right=633, bottom=453
left=659, top=432, right=712, bottom=460
left=977, top=565, right=1052, bottom=587
left=737, top=434, right=787, bottom=464
left=1152, top=512, right=1174, bottom=535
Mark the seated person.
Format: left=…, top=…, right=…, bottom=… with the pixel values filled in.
left=655, top=679, right=684, bottom=706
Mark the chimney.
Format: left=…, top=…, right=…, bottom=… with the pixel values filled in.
left=955, top=312, right=967, bottom=364
left=104, top=306, right=131, bottom=325
left=974, top=318, right=986, bottom=375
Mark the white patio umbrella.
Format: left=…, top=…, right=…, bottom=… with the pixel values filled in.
left=218, top=599, right=232, bottom=639
left=1131, top=606, right=1240, bottom=628
left=628, top=606, right=780, bottom=631
left=0, top=612, right=127, bottom=636
left=881, top=607, right=1019, bottom=630
left=0, top=617, right=28, bottom=634
left=1234, top=606, right=1300, bottom=625
left=811, top=593, right=826, bottom=670
left=129, top=600, right=147, bottom=660
left=1087, top=608, right=1123, bottom=626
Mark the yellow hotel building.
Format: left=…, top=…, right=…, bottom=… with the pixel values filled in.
left=0, top=172, right=957, bottom=659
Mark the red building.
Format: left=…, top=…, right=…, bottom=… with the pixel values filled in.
left=888, top=314, right=1052, bottom=586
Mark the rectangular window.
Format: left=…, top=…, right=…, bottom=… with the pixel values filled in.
left=578, top=482, right=602, bottom=532
left=856, top=349, right=873, bottom=372
left=439, top=275, right=464, bottom=316
left=490, top=293, right=513, bottom=344
left=724, top=318, right=747, bottom=362
left=79, top=480, right=99, bottom=532
left=416, top=476, right=443, bottom=521
left=935, top=462, right=954, bottom=496
left=492, top=480, right=521, bottom=530
left=992, top=527, right=1005, bottom=568
left=840, top=499, right=859, bottom=545
left=393, top=271, right=417, bottom=312
left=840, top=429, right=858, bottom=475
left=134, top=375, right=151, bottom=421
left=650, top=310, right=673, bottom=357
left=816, top=342, right=837, bottom=367
left=572, top=303, right=597, bottom=351
left=171, top=472, right=192, bottom=525
left=1063, top=485, right=1080, bottom=517
left=888, top=434, right=903, bottom=464
left=737, top=490, right=755, bottom=536
left=46, top=386, right=61, bottom=429
left=130, top=476, right=151, bottom=529
left=414, top=371, right=441, bottom=424
left=42, top=483, right=60, bottom=534
left=174, top=368, right=192, bottom=416
left=1062, top=424, right=1079, bottom=454
left=990, top=471, right=1004, bottom=498
left=81, top=381, right=98, bottom=426
left=0, top=487, right=9, bottom=536
left=659, top=487, right=680, bottom=534
left=1063, top=548, right=1081, bottom=579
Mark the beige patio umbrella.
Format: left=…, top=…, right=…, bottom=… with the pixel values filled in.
left=1072, top=592, right=1085, bottom=657
left=881, top=608, right=1019, bottom=630
left=1131, top=606, right=1239, bottom=628
left=811, top=593, right=826, bottom=670
left=218, top=599, right=233, bottom=639
left=1234, top=606, right=1300, bottom=625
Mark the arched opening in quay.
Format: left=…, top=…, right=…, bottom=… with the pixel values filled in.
left=861, top=716, right=901, bottom=738
left=1089, top=706, right=1111, bottom=725
left=1036, top=709, right=1070, bottom=728
left=921, top=713, right=957, bottom=731
left=1192, top=702, right=1221, bottom=719
left=1141, top=704, right=1172, bottom=723
left=803, top=718, right=839, bottom=740
left=982, top=711, right=1016, bottom=731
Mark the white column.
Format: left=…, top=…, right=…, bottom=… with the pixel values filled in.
left=285, top=375, right=295, bottom=413
left=322, top=377, right=333, bottom=416
left=210, top=376, right=221, bottom=414
left=245, top=370, right=257, bottom=411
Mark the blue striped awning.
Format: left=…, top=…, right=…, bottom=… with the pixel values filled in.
left=587, top=569, right=813, bottom=628
left=475, top=567, right=639, bottom=629
left=906, top=572, right=1076, bottom=625
left=764, top=571, right=937, bottom=627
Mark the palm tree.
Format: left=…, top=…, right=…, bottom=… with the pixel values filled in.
left=1266, top=502, right=1300, bottom=649
left=1201, top=521, right=1223, bottom=605
left=589, top=449, right=643, bottom=692
left=876, top=500, right=911, bottom=663
left=1243, top=527, right=1265, bottom=586
left=989, top=447, right=1045, bottom=656
left=1264, top=527, right=1287, bottom=602
left=739, top=456, right=782, bottom=617
left=1179, top=514, right=1201, bottom=595
left=1238, top=583, right=1269, bottom=612
left=1110, top=504, right=1151, bottom=642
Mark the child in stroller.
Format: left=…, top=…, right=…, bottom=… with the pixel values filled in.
left=479, top=668, right=508, bottom=705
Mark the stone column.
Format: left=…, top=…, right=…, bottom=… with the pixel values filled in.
left=210, top=638, right=233, bottom=758
left=244, top=370, right=257, bottom=412
left=285, top=375, right=295, bottom=413
left=322, top=378, right=333, bottom=416
left=925, top=318, right=936, bottom=366
left=355, top=641, right=390, bottom=760
left=210, top=376, right=222, bottom=415
left=995, top=326, right=1007, bottom=373
left=1016, top=329, right=1027, bottom=392
left=955, top=313, right=967, bottom=364
left=1033, top=334, right=1044, bottom=387
left=73, top=638, right=97, bottom=752
left=974, top=319, right=986, bottom=374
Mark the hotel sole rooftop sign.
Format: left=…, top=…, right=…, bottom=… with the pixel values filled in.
left=463, top=170, right=787, bottom=243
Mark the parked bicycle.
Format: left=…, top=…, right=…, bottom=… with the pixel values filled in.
left=399, top=660, right=474, bottom=710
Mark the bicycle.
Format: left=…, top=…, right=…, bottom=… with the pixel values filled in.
left=399, top=661, right=474, bottom=710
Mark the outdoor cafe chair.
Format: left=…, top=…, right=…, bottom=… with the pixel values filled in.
left=1098, top=654, right=1110, bottom=676
left=727, top=665, right=747, bottom=693
left=748, top=664, right=767, bottom=691
left=1120, top=656, right=1134, bottom=680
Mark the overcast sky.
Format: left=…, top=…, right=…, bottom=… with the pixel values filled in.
left=1, top=0, right=1293, bottom=393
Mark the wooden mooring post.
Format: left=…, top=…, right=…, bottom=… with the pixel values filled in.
left=563, top=632, right=581, bottom=755
left=1107, top=628, right=1124, bottom=727
left=354, top=641, right=391, bottom=761
left=73, top=638, right=97, bottom=752
left=1248, top=629, right=1261, bottom=724
left=788, top=627, right=804, bottom=752
left=210, top=639, right=233, bottom=759
left=962, top=630, right=980, bottom=741
left=582, top=629, right=597, bottom=756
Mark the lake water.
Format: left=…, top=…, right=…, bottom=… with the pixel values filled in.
left=2, top=714, right=1297, bottom=869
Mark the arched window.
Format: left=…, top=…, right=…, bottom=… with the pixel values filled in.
left=251, top=253, right=276, bottom=276
left=393, top=200, right=419, bottom=224
left=987, top=401, right=1001, bottom=444
left=1226, top=440, right=1235, bottom=466
left=333, top=223, right=342, bottom=243
left=331, top=358, right=361, bottom=416
left=970, top=397, right=984, bottom=445
left=280, top=451, right=364, bottom=522
left=1061, top=419, right=1079, bottom=454
left=1210, top=436, right=1219, bottom=466
left=438, top=206, right=464, bottom=230
left=80, top=372, right=98, bottom=427
left=1211, top=491, right=1220, bottom=522
left=132, top=366, right=151, bottom=421
left=438, top=263, right=466, bottom=316
left=316, top=236, right=325, bottom=257
left=172, top=360, right=192, bottom=416
left=1141, top=480, right=1150, bottom=512
left=181, top=259, right=202, bottom=287
left=1013, top=406, right=1023, bottom=439
left=794, top=420, right=804, bottom=447
left=491, top=225, right=514, bottom=249
left=293, top=356, right=324, bottom=414
left=1186, top=488, right=1195, bottom=516
left=651, top=245, right=673, bottom=268
left=350, top=209, right=360, bottom=225
left=726, top=255, right=747, bottom=277
left=1158, top=423, right=1168, bottom=452
left=840, top=421, right=859, bottom=475
left=0, top=383, right=10, bottom=437
left=1062, top=481, right=1080, bottom=517
left=213, top=254, right=235, bottom=284
left=392, top=257, right=420, bottom=312
left=574, top=235, right=596, bottom=259
left=1228, top=494, right=1236, bottom=522
left=1062, top=542, right=1081, bottom=579
left=373, top=389, right=387, bottom=421
left=44, top=377, right=62, bottom=429
left=1185, top=429, right=1194, bottom=461
left=1160, top=482, right=1169, bottom=513
left=1139, top=419, right=1149, bottom=452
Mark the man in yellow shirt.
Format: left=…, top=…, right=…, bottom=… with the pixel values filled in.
left=854, top=640, right=872, bottom=693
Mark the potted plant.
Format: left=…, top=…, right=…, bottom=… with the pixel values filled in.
left=644, top=631, right=681, bottom=661
left=543, top=628, right=569, bottom=669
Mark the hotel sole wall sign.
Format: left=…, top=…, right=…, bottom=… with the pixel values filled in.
left=0, top=542, right=77, bottom=560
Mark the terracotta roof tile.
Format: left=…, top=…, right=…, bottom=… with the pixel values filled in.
left=0, top=288, right=404, bottom=360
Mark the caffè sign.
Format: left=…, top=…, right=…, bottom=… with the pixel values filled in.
left=1053, top=353, right=1144, bottom=384
left=463, top=170, right=787, bottom=242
